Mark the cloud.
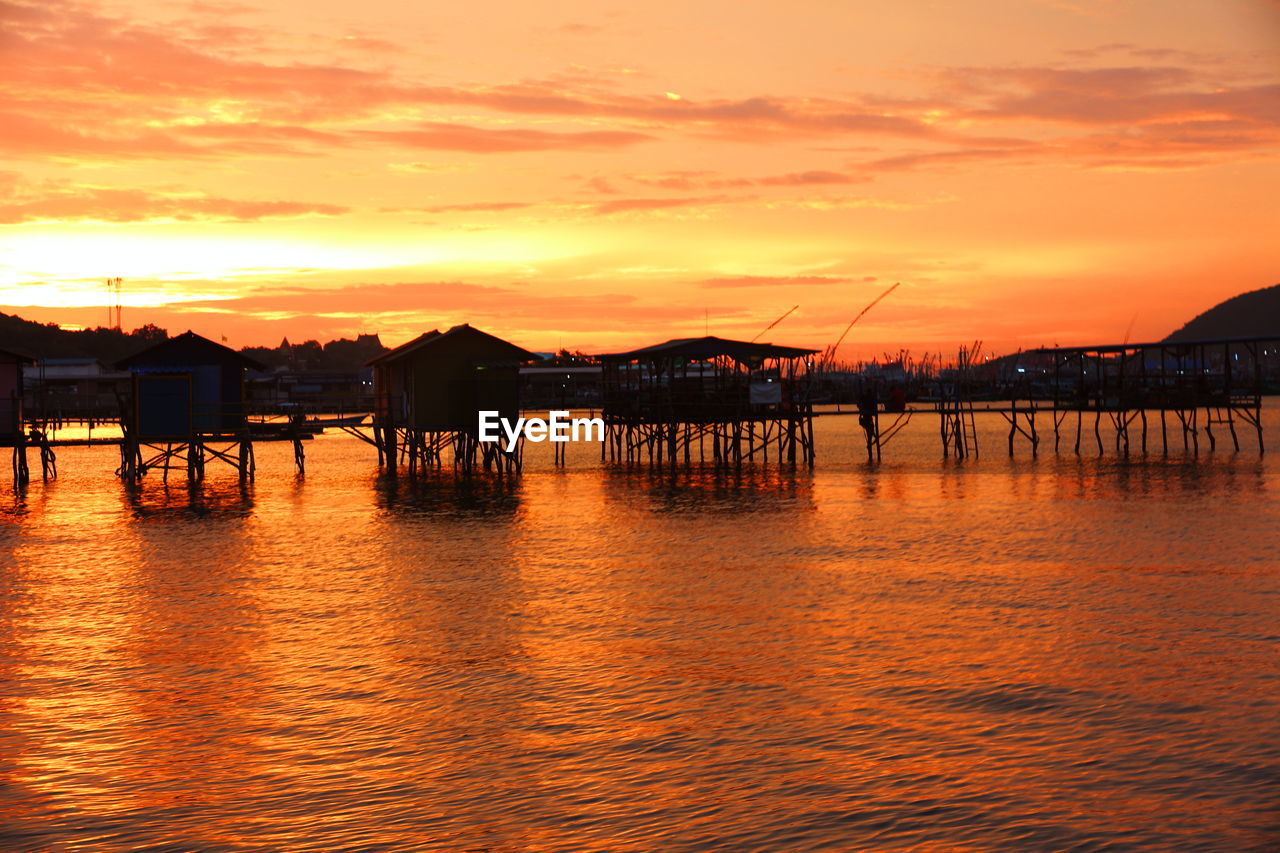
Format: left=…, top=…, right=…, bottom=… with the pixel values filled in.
left=389, top=201, right=534, bottom=213
left=2, top=0, right=1276, bottom=180
left=0, top=0, right=997, bottom=167
left=756, top=170, right=861, bottom=186
left=943, top=65, right=1280, bottom=127
left=588, top=195, right=734, bottom=215
left=864, top=147, right=1036, bottom=172
left=556, top=23, right=604, bottom=35
left=628, top=171, right=716, bottom=190
left=583, top=176, right=620, bottom=195
left=698, top=275, right=853, bottom=289
left=387, top=161, right=471, bottom=173
left=147, top=277, right=758, bottom=343
left=627, top=169, right=862, bottom=190
left=0, top=176, right=349, bottom=224
left=358, top=123, right=654, bottom=153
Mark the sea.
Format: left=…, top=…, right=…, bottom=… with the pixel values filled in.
left=1, top=404, right=1278, bottom=851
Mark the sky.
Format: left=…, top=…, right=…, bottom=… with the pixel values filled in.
left=1, top=0, right=1278, bottom=357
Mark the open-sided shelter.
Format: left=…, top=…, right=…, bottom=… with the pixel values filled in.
left=597, top=335, right=818, bottom=465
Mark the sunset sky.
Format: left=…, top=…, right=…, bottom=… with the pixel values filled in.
left=2, top=0, right=1277, bottom=357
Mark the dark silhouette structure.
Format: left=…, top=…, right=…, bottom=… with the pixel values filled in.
left=1, top=345, right=47, bottom=485
left=1, top=346, right=29, bottom=442
left=598, top=336, right=817, bottom=466
left=115, top=331, right=267, bottom=481
left=1005, top=336, right=1278, bottom=455
left=348, top=324, right=540, bottom=475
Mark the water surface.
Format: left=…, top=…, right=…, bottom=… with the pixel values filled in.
left=2, top=409, right=1278, bottom=850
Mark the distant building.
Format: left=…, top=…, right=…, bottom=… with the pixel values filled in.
left=247, top=367, right=374, bottom=411
left=519, top=364, right=603, bottom=409
left=23, top=358, right=131, bottom=416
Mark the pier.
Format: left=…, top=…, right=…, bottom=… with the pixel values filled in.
left=598, top=336, right=817, bottom=467
left=5, top=333, right=1277, bottom=487
left=840, top=336, right=1277, bottom=461
left=1000, top=336, right=1275, bottom=457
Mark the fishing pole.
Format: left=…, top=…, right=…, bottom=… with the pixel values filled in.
left=822, top=281, right=901, bottom=365
left=751, top=305, right=799, bottom=343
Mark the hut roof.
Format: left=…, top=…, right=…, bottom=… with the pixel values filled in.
left=366, top=324, right=539, bottom=366
left=599, top=335, right=818, bottom=362
left=115, top=330, right=267, bottom=370
left=0, top=345, right=37, bottom=363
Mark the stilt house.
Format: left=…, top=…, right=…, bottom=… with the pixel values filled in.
left=367, top=324, right=540, bottom=431
left=0, top=346, right=34, bottom=442
left=116, top=331, right=266, bottom=440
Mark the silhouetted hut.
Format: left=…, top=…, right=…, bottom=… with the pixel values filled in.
left=364, top=324, right=540, bottom=473
left=1, top=346, right=37, bottom=485
left=115, top=331, right=266, bottom=480
left=0, top=345, right=33, bottom=443
left=598, top=335, right=818, bottom=466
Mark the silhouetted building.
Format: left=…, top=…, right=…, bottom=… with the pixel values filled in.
left=368, top=324, right=539, bottom=431
left=117, top=331, right=266, bottom=440
left=520, top=364, right=603, bottom=408
left=362, top=324, right=540, bottom=474
left=24, top=358, right=131, bottom=417
left=0, top=345, right=34, bottom=441
left=247, top=367, right=374, bottom=411
left=598, top=335, right=818, bottom=465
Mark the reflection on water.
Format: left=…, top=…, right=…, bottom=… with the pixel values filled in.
left=602, top=463, right=816, bottom=515
left=374, top=471, right=523, bottom=519
left=0, top=411, right=1278, bottom=851
left=123, top=479, right=257, bottom=520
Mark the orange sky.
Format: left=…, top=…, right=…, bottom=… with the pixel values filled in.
left=1, top=0, right=1278, bottom=357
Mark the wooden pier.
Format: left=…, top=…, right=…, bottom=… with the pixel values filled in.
left=1000, top=336, right=1274, bottom=457
left=845, top=336, right=1276, bottom=461
left=4, top=333, right=1275, bottom=488
left=598, top=336, right=817, bottom=467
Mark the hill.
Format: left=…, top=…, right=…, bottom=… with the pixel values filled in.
left=0, top=311, right=386, bottom=370
left=1165, top=284, right=1280, bottom=342
left=0, top=312, right=167, bottom=363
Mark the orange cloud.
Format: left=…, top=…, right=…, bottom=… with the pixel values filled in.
left=757, top=170, right=860, bottom=186
left=587, top=195, right=736, bottom=215
left=699, top=275, right=855, bottom=289
left=399, top=202, right=534, bottom=214
left=2, top=0, right=1275, bottom=357
left=357, top=123, right=653, bottom=153
left=0, top=175, right=348, bottom=224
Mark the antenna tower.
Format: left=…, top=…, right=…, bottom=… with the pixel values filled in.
left=106, top=277, right=123, bottom=330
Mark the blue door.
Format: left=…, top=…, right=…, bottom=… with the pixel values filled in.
left=137, top=374, right=191, bottom=439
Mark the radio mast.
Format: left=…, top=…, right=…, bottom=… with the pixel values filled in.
left=106, top=277, right=123, bottom=330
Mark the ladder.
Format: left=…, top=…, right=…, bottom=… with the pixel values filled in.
left=940, top=344, right=981, bottom=458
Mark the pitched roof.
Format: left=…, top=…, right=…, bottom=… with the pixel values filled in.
left=0, top=345, right=37, bottom=363
left=115, top=330, right=268, bottom=370
left=599, top=335, right=818, bottom=362
left=366, top=324, right=539, bottom=366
